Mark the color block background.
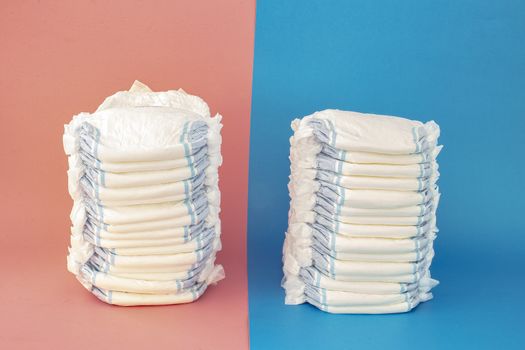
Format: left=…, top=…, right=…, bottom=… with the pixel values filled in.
left=2, top=1, right=525, bottom=349
left=0, top=1, right=254, bottom=349
left=248, top=1, right=525, bottom=349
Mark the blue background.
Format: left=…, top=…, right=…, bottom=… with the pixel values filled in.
left=247, top=1, right=525, bottom=349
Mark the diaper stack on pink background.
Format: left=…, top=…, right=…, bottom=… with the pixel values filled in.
left=63, top=82, right=225, bottom=306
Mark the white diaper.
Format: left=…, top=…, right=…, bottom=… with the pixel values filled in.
left=293, top=109, right=439, bottom=154
left=297, top=168, right=438, bottom=191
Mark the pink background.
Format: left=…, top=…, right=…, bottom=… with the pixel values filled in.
left=0, top=1, right=254, bottom=349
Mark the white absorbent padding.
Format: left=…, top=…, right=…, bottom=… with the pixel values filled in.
left=63, top=81, right=224, bottom=305
left=90, top=267, right=224, bottom=307
left=295, top=110, right=440, bottom=154
left=283, top=109, right=441, bottom=314
left=286, top=211, right=436, bottom=258
left=83, top=157, right=209, bottom=188
left=92, top=214, right=212, bottom=234
left=297, top=168, right=438, bottom=192
left=300, top=154, right=439, bottom=178
left=81, top=258, right=223, bottom=295
left=292, top=185, right=437, bottom=210
left=76, top=145, right=209, bottom=173
left=90, top=221, right=209, bottom=241
left=320, top=143, right=440, bottom=165
left=84, top=195, right=208, bottom=225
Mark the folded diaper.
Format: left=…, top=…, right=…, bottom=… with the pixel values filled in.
left=283, top=109, right=441, bottom=314
left=63, top=81, right=224, bottom=305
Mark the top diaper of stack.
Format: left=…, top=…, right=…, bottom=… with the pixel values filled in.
left=62, top=81, right=224, bottom=306
left=283, top=109, right=441, bottom=314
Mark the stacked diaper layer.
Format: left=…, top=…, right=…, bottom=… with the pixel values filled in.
left=63, top=81, right=224, bottom=306
left=283, top=109, right=441, bottom=314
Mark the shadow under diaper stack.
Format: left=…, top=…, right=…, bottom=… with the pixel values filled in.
left=63, top=81, right=224, bottom=306
left=283, top=110, right=441, bottom=314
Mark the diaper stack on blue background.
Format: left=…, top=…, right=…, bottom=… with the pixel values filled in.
left=283, top=109, right=441, bottom=313
left=62, top=82, right=225, bottom=306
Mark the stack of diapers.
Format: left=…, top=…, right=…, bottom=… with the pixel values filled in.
left=282, top=109, right=441, bottom=314
left=62, top=81, right=224, bottom=306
